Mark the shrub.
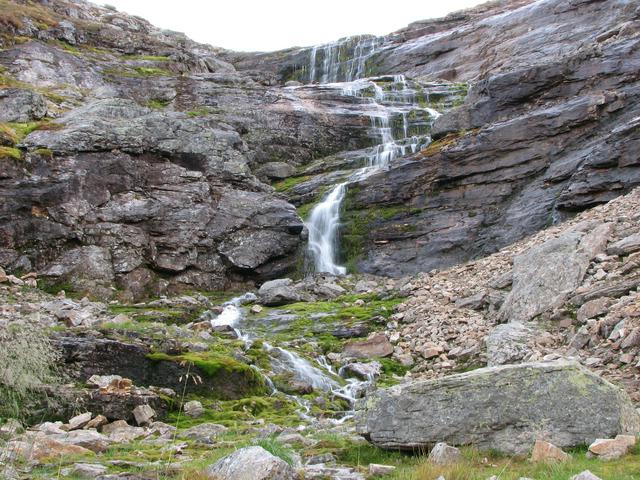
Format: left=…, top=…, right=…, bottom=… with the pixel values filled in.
left=0, top=321, right=61, bottom=419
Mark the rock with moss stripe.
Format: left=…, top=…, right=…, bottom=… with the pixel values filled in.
left=356, top=360, right=640, bottom=454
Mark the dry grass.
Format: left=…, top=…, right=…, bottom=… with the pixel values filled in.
left=0, top=0, right=58, bottom=30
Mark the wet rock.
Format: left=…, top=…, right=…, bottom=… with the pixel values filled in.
left=343, top=334, right=393, bottom=359
left=530, top=439, right=569, bottom=463
left=428, top=442, right=462, bottom=465
left=206, top=445, right=294, bottom=480
left=356, top=360, right=640, bottom=454
left=340, top=361, right=382, bottom=380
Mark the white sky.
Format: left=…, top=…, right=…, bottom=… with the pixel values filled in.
left=103, top=0, right=487, bottom=52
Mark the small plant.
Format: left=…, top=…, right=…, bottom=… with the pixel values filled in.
left=146, top=98, right=170, bottom=110
left=0, top=321, right=61, bottom=419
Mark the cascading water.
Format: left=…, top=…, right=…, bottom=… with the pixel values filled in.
left=307, top=35, right=381, bottom=84
left=305, top=73, right=441, bottom=274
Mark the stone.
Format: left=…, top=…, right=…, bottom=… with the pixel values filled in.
left=0, top=88, right=47, bottom=122
left=577, top=298, right=611, bottom=323
left=66, top=412, right=93, bottom=431
left=7, top=433, right=94, bottom=461
left=343, top=334, right=394, bottom=359
left=530, top=439, right=569, bottom=462
left=571, top=471, right=602, bottom=480
left=306, top=453, right=336, bottom=465
left=485, top=322, right=537, bottom=366
left=0, top=419, right=23, bottom=439
left=588, top=434, right=636, bottom=460
left=0, top=267, right=7, bottom=283
left=256, top=161, right=296, bottom=180
left=47, top=430, right=112, bottom=453
left=250, top=304, right=263, bottom=314
left=607, top=233, right=640, bottom=256
left=132, top=405, right=155, bottom=426
left=499, top=231, right=600, bottom=323
left=620, top=328, right=640, bottom=350
left=428, top=442, right=462, bottom=465
left=180, top=423, right=228, bottom=444
left=258, top=278, right=301, bottom=306
left=369, top=464, right=396, bottom=475
left=340, top=361, right=382, bottom=380
left=62, top=463, right=108, bottom=478
left=85, top=415, right=108, bottom=430
left=183, top=400, right=205, bottom=418
left=356, top=360, right=640, bottom=454
left=206, top=445, right=295, bottom=480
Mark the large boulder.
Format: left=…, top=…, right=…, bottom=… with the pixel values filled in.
left=258, top=278, right=301, bottom=306
left=498, top=224, right=610, bottom=323
left=356, top=360, right=640, bottom=454
left=206, top=446, right=294, bottom=480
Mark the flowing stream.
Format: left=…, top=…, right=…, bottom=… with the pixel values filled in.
left=203, top=294, right=372, bottom=423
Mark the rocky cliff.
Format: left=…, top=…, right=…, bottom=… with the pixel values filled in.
left=2, top=0, right=640, bottom=297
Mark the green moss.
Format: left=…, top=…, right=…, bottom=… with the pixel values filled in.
left=186, top=106, right=214, bottom=117
left=0, top=146, right=21, bottom=160
left=273, top=175, right=311, bottom=192
left=103, top=66, right=173, bottom=78
left=123, top=54, right=171, bottom=61
left=33, top=148, right=53, bottom=158
left=146, top=98, right=170, bottom=109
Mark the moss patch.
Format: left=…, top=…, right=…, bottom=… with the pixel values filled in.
left=273, top=175, right=310, bottom=192
left=0, top=145, right=21, bottom=160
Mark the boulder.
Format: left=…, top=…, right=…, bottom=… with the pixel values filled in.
left=47, top=430, right=112, bottom=453
left=340, top=361, right=382, bottom=380
left=530, top=439, right=569, bottom=463
left=183, top=400, right=205, bottom=418
left=61, top=463, right=108, bottom=478
left=485, top=322, right=537, bottom=366
left=428, top=442, right=462, bottom=465
left=132, top=405, right=155, bottom=426
left=499, top=229, right=606, bottom=323
left=355, top=360, right=640, bottom=454
left=588, top=434, right=636, bottom=460
left=343, top=334, right=393, bottom=359
left=206, top=445, right=294, bottom=480
left=258, top=278, right=301, bottom=306
left=180, top=423, right=228, bottom=444
left=7, top=433, right=94, bottom=461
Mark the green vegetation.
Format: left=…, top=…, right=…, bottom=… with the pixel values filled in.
left=254, top=437, right=295, bottom=465
left=123, top=54, right=171, bottom=61
left=0, top=0, right=58, bottom=31
left=0, top=145, right=21, bottom=160
left=273, top=175, right=311, bottom=192
left=146, top=98, right=170, bottom=109
left=146, top=350, right=268, bottom=398
left=103, top=66, right=173, bottom=78
left=0, top=321, right=61, bottom=419
left=187, top=106, right=215, bottom=117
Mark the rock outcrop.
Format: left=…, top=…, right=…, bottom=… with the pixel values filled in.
left=356, top=360, right=640, bottom=454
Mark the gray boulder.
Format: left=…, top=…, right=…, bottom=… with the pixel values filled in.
left=356, top=360, right=640, bottom=454
left=258, top=278, right=301, bottom=306
left=206, top=445, right=294, bottom=480
left=499, top=224, right=610, bottom=323
left=0, top=88, right=47, bottom=122
left=485, top=322, right=538, bottom=366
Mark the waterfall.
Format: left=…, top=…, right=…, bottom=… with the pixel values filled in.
left=305, top=74, right=441, bottom=274
left=306, top=35, right=381, bottom=84
left=306, top=183, right=347, bottom=275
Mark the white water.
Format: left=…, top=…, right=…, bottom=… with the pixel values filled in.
left=307, top=35, right=381, bottom=84
left=203, top=294, right=369, bottom=422
left=306, top=74, right=441, bottom=274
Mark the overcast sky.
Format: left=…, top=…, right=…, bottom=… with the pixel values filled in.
left=104, top=0, right=487, bottom=52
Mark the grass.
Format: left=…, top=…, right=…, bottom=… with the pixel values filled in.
left=254, top=437, right=295, bottom=465
left=273, top=175, right=311, bottom=192
left=123, top=54, right=171, bottom=61
left=0, top=146, right=21, bottom=160
left=103, top=66, right=173, bottom=78
left=0, top=0, right=58, bottom=31
left=146, top=98, right=170, bottom=109
left=186, top=106, right=215, bottom=117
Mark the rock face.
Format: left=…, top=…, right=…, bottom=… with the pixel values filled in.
left=356, top=360, right=640, bottom=454
left=206, top=446, right=294, bottom=480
